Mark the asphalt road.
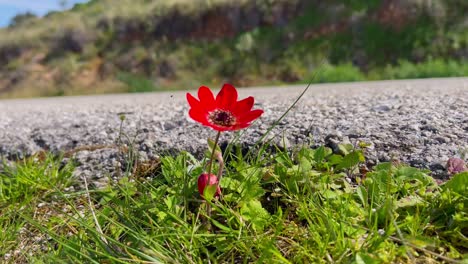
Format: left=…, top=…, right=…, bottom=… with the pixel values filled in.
left=0, top=78, right=467, bottom=181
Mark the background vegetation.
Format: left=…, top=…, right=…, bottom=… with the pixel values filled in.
left=0, top=0, right=467, bottom=98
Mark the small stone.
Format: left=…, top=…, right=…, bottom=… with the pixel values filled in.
left=325, top=135, right=341, bottom=154
left=372, top=105, right=391, bottom=112
left=421, top=131, right=432, bottom=137
left=435, top=136, right=450, bottom=144
left=408, top=124, right=420, bottom=131
left=378, top=153, right=391, bottom=162
left=411, top=159, right=426, bottom=167
left=275, top=136, right=291, bottom=150
left=64, top=186, right=75, bottom=192
left=91, top=178, right=110, bottom=189
left=429, top=162, right=445, bottom=171
left=162, top=121, right=177, bottom=131
left=421, top=125, right=438, bottom=132
left=347, top=128, right=364, bottom=138
left=141, top=139, right=153, bottom=147
left=138, top=151, right=148, bottom=161
left=325, top=132, right=343, bottom=141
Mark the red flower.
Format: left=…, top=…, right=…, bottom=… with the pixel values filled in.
left=187, top=84, right=263, bottom=131
left=198, top=173, right=221, bottom=198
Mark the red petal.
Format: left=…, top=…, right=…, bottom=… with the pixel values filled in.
left=186, top=93, right=201, bottom=109
left=209, top=124, right=230, bottom=132
left=233, top=96, right=254, bottom=116
left=189, top=109, right=209, bottom=125
left=198, top=86, right=216, bottom=111
left=239, top=109, right=263, bottom=124
left=216, top=83, right=238, bottom=110
left=235, top=123, right=250, bottom=130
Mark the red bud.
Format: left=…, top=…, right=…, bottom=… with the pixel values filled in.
left=197, top=173, right=221, bottom=198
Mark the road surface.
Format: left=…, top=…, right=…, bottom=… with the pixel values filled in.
left=0, top=78, right=467, bottom=185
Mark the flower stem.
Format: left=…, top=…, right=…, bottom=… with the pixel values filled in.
left=205, top=131, right=221, bottom=223
left=207, top=131, right=221, bottom=175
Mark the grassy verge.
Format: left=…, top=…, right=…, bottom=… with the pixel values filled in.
left=304, top=60, right=468, bottom=84
left=1, top=144, right=466, bottom=263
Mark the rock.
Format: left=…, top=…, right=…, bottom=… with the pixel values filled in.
left=325, top=133, right=342, bottom=154
left=421, top=125, right=438, bottom=132
left=435, top=136, right=450, bottom=144
left=378, top=152, right=391, bottom=162
left=421, top=131, right=432, bottom=137
left=162, top=121, right=178, bottom=131
left=429, top=162, right=445, bottom=171
left=372, top=105, right=392, bottom=112
left=446, top=157, right=467, bottom=175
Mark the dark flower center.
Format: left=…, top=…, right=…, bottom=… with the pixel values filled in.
left=209, top=110, right=236, bottom=127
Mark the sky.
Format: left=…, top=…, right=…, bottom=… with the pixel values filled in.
left=0, top=0, right=89, bottom=27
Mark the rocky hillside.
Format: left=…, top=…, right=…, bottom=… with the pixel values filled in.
left=0, top=0, right=467, bottom=98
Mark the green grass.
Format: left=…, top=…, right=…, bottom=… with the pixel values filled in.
left=0, top=154, right=76, bottom=261
left=302, top=60, right=468, bottom=84
left=0, top=144, right=466, bottom=263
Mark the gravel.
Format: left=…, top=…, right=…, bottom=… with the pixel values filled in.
left=0, top=78, right=467, bottom=188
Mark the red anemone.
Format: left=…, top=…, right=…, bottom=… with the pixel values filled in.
left=187, top=84, right=263, bottom=131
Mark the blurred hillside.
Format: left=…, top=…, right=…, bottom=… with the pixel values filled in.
left=0, top=0, right=467, bottom=98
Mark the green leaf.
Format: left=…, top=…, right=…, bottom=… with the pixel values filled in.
left=374, top=162, right=393, bottom=171
left=337, top=143, right=354, bottom=156
left=356, top=186, right=368, bottom=207
left=204, top=150, right=212, bottom=160
left=203, top=184, right=218, bottom=202
left=442, top=172, right=468, bottom=195
left=205, top=138, right=223, bottom=163
left=314, top=146, right=326, bottom=163
left=328, top=154, right=343, bottom=165
left=406, top=236, right=436, bottom=248
left=240, top=200, right=270, bottom=231
left=355, top=252, right=379, bottom=264
left=322, top=189, right=339, bottom=199
left=395, top=195, right=424, bottom=208
left=299, top=157, right=312, bottom=173
left=220, top=177, right=241, bottom=192
left=338, top=144, right=350, bottom=156
left=211, top=219, right=232, bottom=232
left=358, top=141, right=372, bottom=149
left=207, top=138, right=222, bottom=153
left=336, top=151, right=365, bottom=170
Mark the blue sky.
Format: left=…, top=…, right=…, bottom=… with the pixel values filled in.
left=0, top=0, right=89, bottom=27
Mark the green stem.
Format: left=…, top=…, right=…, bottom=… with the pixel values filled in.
left=207, top=131, right=221, bottom=175
left=204, top=131, right=221, bottom=224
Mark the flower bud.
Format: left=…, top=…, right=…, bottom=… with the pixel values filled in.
left=197, top=173, right=221, bottom=198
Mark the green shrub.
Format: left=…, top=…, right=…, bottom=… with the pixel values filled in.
left=117, top=72, right=156, bottom=93
left=309, top=63, right=365, bottom=83
left=381, top=59, right=468, bottom=79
